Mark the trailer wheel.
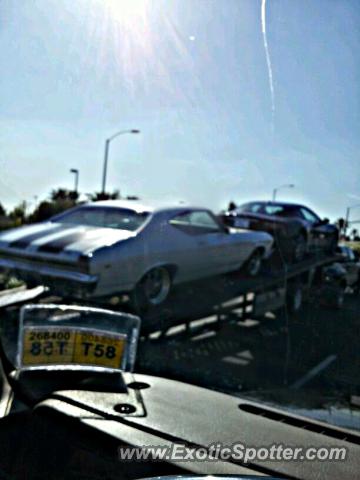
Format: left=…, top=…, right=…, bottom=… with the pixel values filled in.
left=286, top=283, right=303, bottom=313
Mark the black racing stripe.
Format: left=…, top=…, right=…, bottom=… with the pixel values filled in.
left=38, top=231, right=89, bottom=253
left=9, top=225, right=72, bottom=250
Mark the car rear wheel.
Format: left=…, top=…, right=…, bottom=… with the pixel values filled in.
left=243, top=249, right=263, bottom=277
left=292, top=232, right=307, bottom=263
left=132, top=267, right=172, bottom=312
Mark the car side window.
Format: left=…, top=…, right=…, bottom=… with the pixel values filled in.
left=300, top=208, right=319, bottom=223
left=237, top=203, right=262, bottom=213
left=249, top=204, right=263, bottom=213
left=170, top=211, right=222, bottom=235
left=264, top=205, right=285, bottom=215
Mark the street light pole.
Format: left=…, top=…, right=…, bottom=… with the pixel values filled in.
left=70, top=168, right=79, bottom=194
left=272, top=184, right=295, bottom=202
left=102, top=140, right=110, bottom=195
left=101, top=129, right=140, bottom=195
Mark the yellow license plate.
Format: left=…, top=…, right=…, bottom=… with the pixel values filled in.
left=21, top=326, right=126, bottom=369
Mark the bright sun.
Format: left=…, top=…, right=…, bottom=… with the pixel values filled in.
left=104, top=0, right=149, bottom=22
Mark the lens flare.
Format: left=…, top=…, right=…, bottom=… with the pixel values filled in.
left=103, top=0, right=150, bottom=23
left=85, top=0, right=201, bottom=106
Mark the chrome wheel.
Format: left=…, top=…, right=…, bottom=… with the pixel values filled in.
left=142, top=267, right=171, bottom=306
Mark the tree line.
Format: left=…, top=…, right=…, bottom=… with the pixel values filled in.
left=0, top=188, right=121, bottom=230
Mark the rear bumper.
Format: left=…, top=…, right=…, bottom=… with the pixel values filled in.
left=0, top=257, right=98, bottom=297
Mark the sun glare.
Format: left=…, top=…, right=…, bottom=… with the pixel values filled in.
left=89, top=0, right=196, bottom=103
left=104, top=0, right=149, bottom=23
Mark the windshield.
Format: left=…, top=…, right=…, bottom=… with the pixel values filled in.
left=0, top=0, right=360, bottom=476
left=53, top=206, right=149, bottom=231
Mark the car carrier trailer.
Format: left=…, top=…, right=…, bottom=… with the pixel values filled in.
left=133, top=252, right=341, bottom=336
left=0, top=252, right=342, bottom=337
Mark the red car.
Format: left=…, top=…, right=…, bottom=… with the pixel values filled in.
left=221, top=201, right=339, bottom=262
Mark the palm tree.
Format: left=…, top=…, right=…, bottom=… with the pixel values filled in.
left=88, top=190, right=120, bottom=202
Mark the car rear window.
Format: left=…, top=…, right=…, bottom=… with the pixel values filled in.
left=52, top=206, right=149, bottom=231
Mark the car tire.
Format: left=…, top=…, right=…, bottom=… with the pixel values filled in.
left=131, top=266, right=172, bottom=312
left=243, top=249, right=263, bottom=277
left=292, top=232, right=307, bottom=263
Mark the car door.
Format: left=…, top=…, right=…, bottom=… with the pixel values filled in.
left=189, top=210, right=238, bottom=272
left=185, top=210, right=252, bottom=272
left=168, top=210, right=235, bottom=279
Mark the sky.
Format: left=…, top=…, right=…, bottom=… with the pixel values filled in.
left=0, top=0, right=359, bottom=221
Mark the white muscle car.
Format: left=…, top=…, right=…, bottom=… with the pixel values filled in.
left=0, top=201, right=273, bottom=308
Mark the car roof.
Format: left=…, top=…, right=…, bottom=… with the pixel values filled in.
left=85, top=200, right=211, bottom=215
left=89, top=200, right=155, bottom=213
left=242, top=201, right=307, bottom=209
